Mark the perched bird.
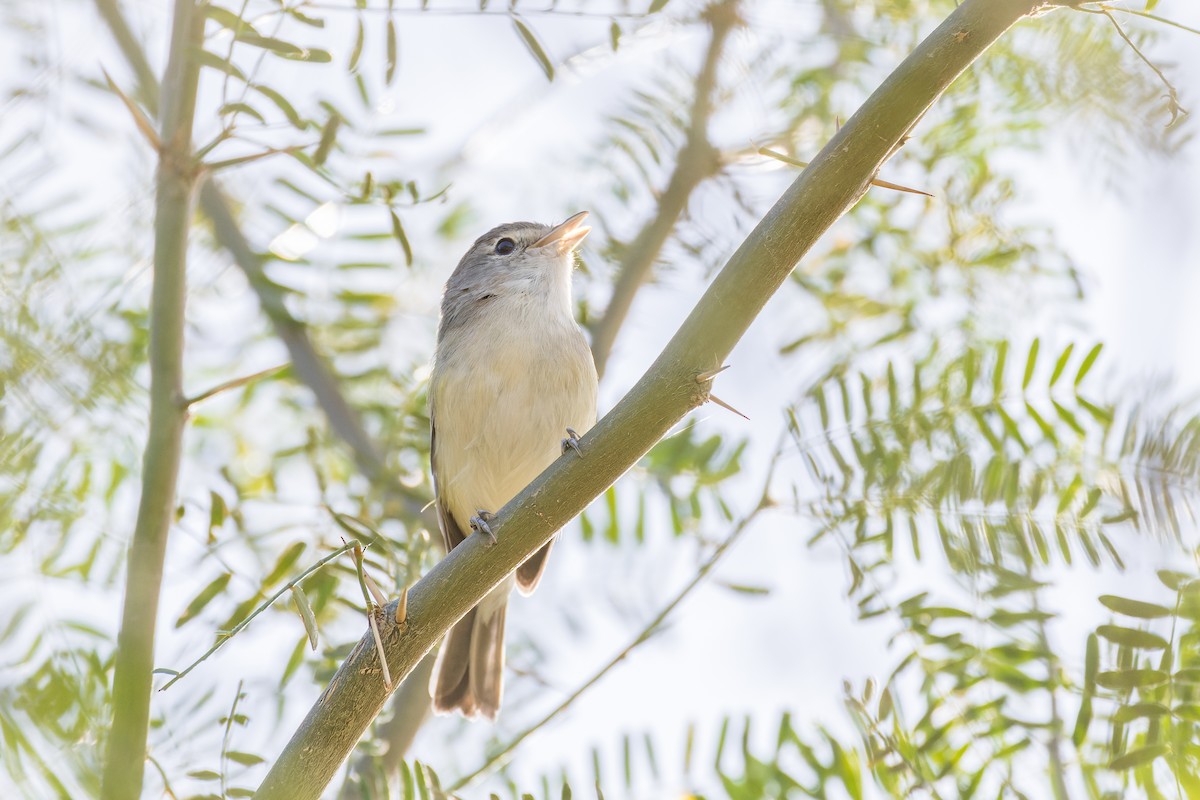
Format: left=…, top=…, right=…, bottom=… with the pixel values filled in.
left=428, top=212, right=598, bottom=719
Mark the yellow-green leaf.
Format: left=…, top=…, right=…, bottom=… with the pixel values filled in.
left=1109, top=744, right=1167, bottom=770
left=291, top=585, right=319, bottom=650
left=511, top=15, right=554, bottom=81
left=1099, top=595, right=1171, bottom=619
left=176, top=573, right=232, bottom=627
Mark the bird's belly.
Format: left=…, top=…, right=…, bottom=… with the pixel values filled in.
left=433, top=324, right=596, bottom=528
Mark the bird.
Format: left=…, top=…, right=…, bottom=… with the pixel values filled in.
left=428, top=211, right=598, bottom=719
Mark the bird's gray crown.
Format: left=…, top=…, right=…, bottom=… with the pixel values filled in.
left=438, top=220, right=567, bottom=341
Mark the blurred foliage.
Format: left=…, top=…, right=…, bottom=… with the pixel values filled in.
left=0, top=0, right=1196, bottom=797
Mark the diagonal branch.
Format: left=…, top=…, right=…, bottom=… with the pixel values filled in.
left=588, top=0, right=740, bottom=379
left=100, top=1, right=205, bottom=798
left=253, top=2, right=1049, bottom=797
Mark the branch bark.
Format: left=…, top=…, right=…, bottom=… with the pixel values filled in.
left=254, top=1, right=1049, bottom=797
left=588, top=0, right=738, bottom=379
left=100, top=1, right=205, bottom=797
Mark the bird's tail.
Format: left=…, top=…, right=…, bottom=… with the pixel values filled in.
left=430, top=590, right=507, bottom=720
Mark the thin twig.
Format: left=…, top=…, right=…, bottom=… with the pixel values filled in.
left=184, top=363, right=288, bottom=406
left=204, top=144, right=308, bottom=172
left=301, top=3, right=650, bottom=18
left=1086, top=7, right=1187, bottom=126
left=1096, top=3, right=1200, bottom=38
left=758, top=147, right=933, bottom=196
left=100, top=67, right=161, bottom=149
left=159, top=542, right=356, bottom=691
left=219, top=681, right=245, bottom=800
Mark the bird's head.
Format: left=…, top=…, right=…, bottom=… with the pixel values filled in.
left=439, top=212, right=591, bottom=337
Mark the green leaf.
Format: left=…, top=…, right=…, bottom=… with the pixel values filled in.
left=225, top=751, right=265, bottom=766
left=386, top=19, right=398, bottom=84
left=610, top=20, right=621, bottom=51
left=348, top=19, right=365, bottom=72
left=1099, top=595, right=1172, bottom=619
left=1075, top=343, right=1103, bottom=387
left=175, top=573, right=232, bottom=627
left=718, top=582, right=770, bottom=596
left=206, top=5, right=257, bottom=33
left=1156, top=570, right=1196, bottom=592
left=312, top=112, right=341, bottom=166
left=1049, top=343, right=1074, bottom=387
left=236, top=32, right=305, bottom=56
left=1022, top=338, right=1039, bottom=391
left=1109, top=744, right=1167, bottom=770
left=511, top=15, right=554, bottom=81
left=648, top=0, right=671, bottom=11
left=1095, top=669, right=1167, bottom=690
left=192, top=49, right=247, bottom=82
left=263, top=542, right=306, bottom=587
left=291, top=586, right=319, bottom=650
left=188, top=770, right=221, bottom=781
left=992, top=340, right=1007, bottom=399
left=1056, top=474, right=1082, bottom=514
left=252, top=84, right=305, bottom=128
left=389, top=209, right=413, bottom=266
left=1096, top=625, right=1168, bottom=650
left=1174, top=668, right=1200, bottom=684
left=218, top=102, right=266, bottom=124
left=208, top=490, right=227, bottom=536
left=1112, top=702, right=1169, bottom=722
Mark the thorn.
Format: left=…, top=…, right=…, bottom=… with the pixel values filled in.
left=696, top=364, right=731, bottom=383
left=395, top=585, right=408, bottom=625
left=101, top=67, right=161, bottom=151
left=708, top=392, right=749, bottom=420
left=758, top=146, right=932, bottom=198
left=869, top=176, right=933, bottom=197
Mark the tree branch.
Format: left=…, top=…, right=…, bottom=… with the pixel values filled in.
left=254, top=2, right=1048, bottom=797
left=100, top=1, right=205, bottom=797
left=588, top=0, right=739, bottom=379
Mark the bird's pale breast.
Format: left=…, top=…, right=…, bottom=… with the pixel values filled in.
left=431, top=297, right=597, bottom=531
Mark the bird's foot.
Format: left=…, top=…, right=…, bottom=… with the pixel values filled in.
left=469, top=510, right=497, bottom=545
left=561, top=427, right=583, bottom=457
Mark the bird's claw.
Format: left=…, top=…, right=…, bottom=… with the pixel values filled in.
left=561, top=427, right=583, bottom=457
left=469, top=510, right=497, bottom=545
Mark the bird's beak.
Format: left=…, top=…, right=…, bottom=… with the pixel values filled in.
left=531, top=211, right=591, bottom=254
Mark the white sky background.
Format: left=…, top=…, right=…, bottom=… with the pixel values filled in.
left=2, top=0, right=1200, bottom=798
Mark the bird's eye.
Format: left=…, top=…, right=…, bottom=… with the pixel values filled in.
left=494, top=238, right=516, bottom=256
